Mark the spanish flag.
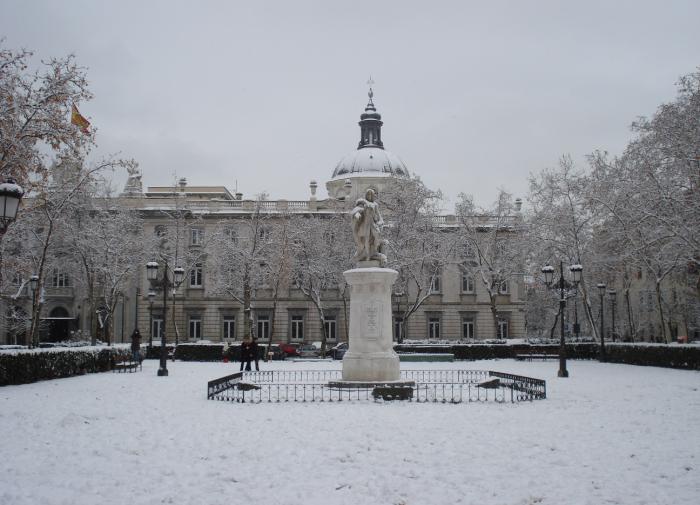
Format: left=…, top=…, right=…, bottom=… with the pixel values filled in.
left=71, top=104, right=90, bottom=134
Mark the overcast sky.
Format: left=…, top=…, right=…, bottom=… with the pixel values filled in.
left=3, top=0, right=699, bottom=209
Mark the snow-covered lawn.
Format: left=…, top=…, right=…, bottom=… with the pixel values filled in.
left=1, top=359, right=698, bottom=505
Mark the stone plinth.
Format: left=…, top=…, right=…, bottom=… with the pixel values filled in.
left=342, top=266, right=400, bottom=382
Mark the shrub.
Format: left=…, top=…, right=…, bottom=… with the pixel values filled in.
left=604, top=344, right=700, bottom=370
left=0, top=347, right=131, bottom=386
left=174, top=343, right=226, bottom=361
left=394, top=342, right=698, bottom=369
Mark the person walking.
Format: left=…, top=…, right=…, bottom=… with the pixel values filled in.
left=130, top=329, right=143, bottom=364
left=240, top=337, right=253, bottom=371
left=250, top=337, right=260, bottom=371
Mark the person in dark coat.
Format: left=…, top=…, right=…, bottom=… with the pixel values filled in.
left=130, top=329, right=142, bottom=363
left=240, top=337, right=253, bottom=371
left=250, top=337, right=260, bottom=371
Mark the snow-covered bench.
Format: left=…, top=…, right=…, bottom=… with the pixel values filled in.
left=113, top=359, right=142, bottom=373
left=515, top=353, right=558, bottom=361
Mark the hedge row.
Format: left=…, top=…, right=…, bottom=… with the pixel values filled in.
left=0, top=347, right=132, bottom=386
left=604, top=344, right=700, bottom=370
left=145, top=344, right=176, bottom=360
left=395, top=343, right=699, bottom=369
left=174, top=343, right=277, bottom=362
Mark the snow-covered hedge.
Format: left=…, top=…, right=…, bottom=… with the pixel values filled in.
left=605, top=344, right=700, bottom=370
left=395, top=343, right=700, bottom=369
left=174, top=343, right=282, bottom=362
left=0, top=347, right=131, bottom=386
left=145, top=344, right=176, bottom=360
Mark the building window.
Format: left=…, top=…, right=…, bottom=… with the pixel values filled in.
left=152, top=317, right=164, bottom=341
left=428, top=317, right=440, bottom=340
left=189, top=315, right=202, bottom=340
left=224, top=227, right=238, bottom=243
left=52, top=270, right=70, bottom=288
left=497, top=319, right=509, bottom=338
left=190, top=263, right=203, bottom=287
left=430, top=274, right=441, bottom=294
left=290, top=315, right=304, bottom=340
left=223, top=316, right=236, bottom=340
left=462, top=317, right=475, bottom=339
left=256, top=315, right=270, bottom=340
left=461, top=273, right=475, bottom=293
left=394, top=317, right=404, bottom=341
left=191, top=227, right=204, bottom=246
left=499, top=280, right=509, bottom=294
left=324, top=316, right=337, bottom=341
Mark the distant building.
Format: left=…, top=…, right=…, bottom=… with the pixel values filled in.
left=2, top=91, right=527, bottom=345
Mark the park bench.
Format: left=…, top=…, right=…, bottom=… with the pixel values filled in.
left=515, top=352, right=558, bottom=361
left=398, top=353, right=454, bottom=362
left=113, top=358, right=142, bottom=373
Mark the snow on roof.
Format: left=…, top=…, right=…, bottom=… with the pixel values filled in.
left=332, top=147, right=408, bottom=179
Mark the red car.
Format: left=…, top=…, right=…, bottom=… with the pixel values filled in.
left=278, top=343, right=300, bottom=357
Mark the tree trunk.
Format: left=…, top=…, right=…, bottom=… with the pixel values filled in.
left=489, top=292, right=499, bottom=338
left=342, top=286, right=349, bottom=343
left=655, top=280, right=667, bottom=343
left=266, top=297, right=277, bottom=361
left=624, top=288, right=636, bottom=342
left=315, top=303, right=327, bottom=357
left=580, top=282, right=599, bottom=342
left=243, top=271, right=252, bottom=340
left=549, top=310, right=559, bottom=340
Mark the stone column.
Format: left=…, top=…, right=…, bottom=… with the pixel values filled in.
left=342, top=266, right=400, bottom=381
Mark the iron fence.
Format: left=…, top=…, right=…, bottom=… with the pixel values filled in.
left=207, top=369, right=546, bottom=404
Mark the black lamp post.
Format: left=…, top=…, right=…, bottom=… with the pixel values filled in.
left=542, top=262, right=582, bottom=378
left=28, top=274, right=38, bottom=347
left=570, top=265, right=583, bottom=339
left=146, top=260, right=184, bottom=376
left=609, top=289, right=617, bottom=342
left=147, top=290, right=156, bottom=349
left=0, top=178, right=24, bottom=239
left=597, top=283, right=606, bottom=360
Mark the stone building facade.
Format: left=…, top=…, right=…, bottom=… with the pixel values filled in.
left=2, top=91, right=527, bottom=345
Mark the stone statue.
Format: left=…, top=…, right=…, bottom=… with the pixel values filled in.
left=351, top=189, right=387, bottom=266
left=121, top=163, right=143, bottom=196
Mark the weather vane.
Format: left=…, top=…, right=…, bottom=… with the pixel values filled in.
left=367, top=75, right=375, bottom=100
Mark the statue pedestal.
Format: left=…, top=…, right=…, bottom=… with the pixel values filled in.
left=342, top=266, right=400, bottom=382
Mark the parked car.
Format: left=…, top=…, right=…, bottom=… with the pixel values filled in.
left=298, top=344, right=320, bottom=358
left=329, top=342, right=348, bottom=360
left=278, top=343, right=300, bottom=358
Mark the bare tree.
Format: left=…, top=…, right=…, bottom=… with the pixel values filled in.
left=66, top=191, right=146, bottom=345
left=207, top=194, right=273, bottom=342
left=381, top=177, right=451, bottom=342
left=291, top=212, right=352, bottom=356
left=0, top=43, right=93, bottom=187
left=456, top=189, right=525, bottom=337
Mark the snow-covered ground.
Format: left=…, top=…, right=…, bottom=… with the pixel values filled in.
left=1, top=359, right=698, bottom=505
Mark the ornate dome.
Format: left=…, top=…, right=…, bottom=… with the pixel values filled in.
left=332, top=147, right=408, bottom=178
left=330, top=87, right=409, bottom=180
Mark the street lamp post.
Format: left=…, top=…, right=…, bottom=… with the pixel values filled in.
left=597, top=283, right=606, bottom=360
left=570, top=265, right=583, bottom=340
left=542, top=262, right=582, bottom=378
left=147, top=291, right=156, bottom=349
left=0, top=178, right=24, bottom=240
left=609, top=289, right=617, bottom=342
left=146, top=259, right=184, bottom=377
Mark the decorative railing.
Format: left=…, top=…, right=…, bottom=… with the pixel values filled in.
left=207, top=369, right=546, bottom=404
